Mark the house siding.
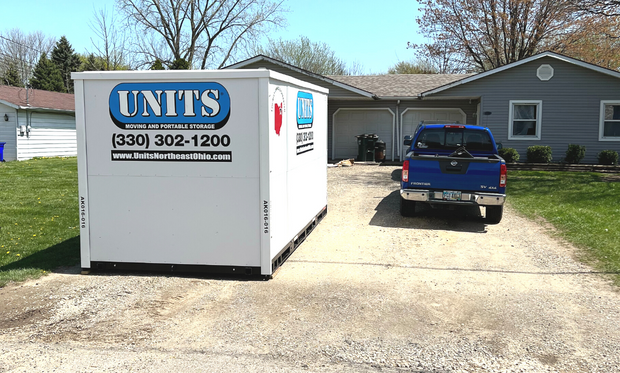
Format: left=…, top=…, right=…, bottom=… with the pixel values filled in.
left=16, top=111, right=76, bottom=161
left=0, top=103, right=17, bottom=161
left=430, top=56, right=620, bottom=163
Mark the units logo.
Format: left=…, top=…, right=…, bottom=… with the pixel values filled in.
left=296, top=91, right=313, bottom=129
left=109, top=82, right=231, bottom=130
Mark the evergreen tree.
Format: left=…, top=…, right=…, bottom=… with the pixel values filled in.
left=51, top=36, right=81, bottom=93
left=2, top=61, right=23, bottom=87
left=150, top=58, right=165, bottom=70
left=29, top=53, right=64, bottom=92
left=170, top=58, right=190, bottom=70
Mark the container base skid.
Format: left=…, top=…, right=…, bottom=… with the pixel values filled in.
left=271, top=205, right=327, bottom=274
left=83, top=206, right=328, bottom=279
left=85, top=262, right=263, bottom=278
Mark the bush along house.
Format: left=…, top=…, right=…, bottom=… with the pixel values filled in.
left=225, top=51, right=620, bottom=164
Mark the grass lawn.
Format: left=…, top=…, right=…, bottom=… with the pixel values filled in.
left=1, top=160, right=619, bottom=287
left=508, top=170, right=620, bottom=283
left=0, top=157, right=80, bottom=287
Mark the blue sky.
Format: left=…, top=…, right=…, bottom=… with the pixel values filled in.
left=1, top=0, right=424, bottom=74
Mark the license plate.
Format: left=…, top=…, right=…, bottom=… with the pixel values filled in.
left=443, top=190, right=462, bottom=201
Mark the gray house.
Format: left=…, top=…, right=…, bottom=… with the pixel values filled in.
left=226, top=52, right=620, bottom=163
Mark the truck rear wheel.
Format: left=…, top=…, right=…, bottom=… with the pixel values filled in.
left=400, top=197, right=416, bottom=217
left=486, top=205, right=503, bottom=224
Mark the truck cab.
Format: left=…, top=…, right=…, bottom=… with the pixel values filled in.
left=400, top=124, right=506, bottom=223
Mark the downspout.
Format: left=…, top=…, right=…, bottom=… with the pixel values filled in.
left=27, top=111, right=32, bottom=138
left=394, top=100, right=400, bottom=161
left=15, top=108, right=19, bottom=159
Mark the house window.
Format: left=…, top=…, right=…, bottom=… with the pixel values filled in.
left=600, top=101, right=620, bottom=141
left=508, top=100, right=542, bottom=140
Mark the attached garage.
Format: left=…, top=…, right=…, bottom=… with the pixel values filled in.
left=400, top=108, right=466, bottom=159
left=332, top=108, right=394, bottom=160
left=225, top=56, right=476, bottom=161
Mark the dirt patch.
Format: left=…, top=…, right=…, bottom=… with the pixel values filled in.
left=1, top=165, right=619, bottom=373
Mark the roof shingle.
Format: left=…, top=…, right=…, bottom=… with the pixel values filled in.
left=326, top=74, right=473, bottom=98
left=0, top=85, right=74, bottom=112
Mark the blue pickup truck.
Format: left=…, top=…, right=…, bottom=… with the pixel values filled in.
left=400, top=124, right=506, bottom=224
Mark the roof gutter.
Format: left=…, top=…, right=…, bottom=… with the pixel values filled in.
left=18, top=106, right=75, bottom=115
left=0, top=99, right=19, bottom=109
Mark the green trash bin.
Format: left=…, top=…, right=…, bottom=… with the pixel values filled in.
left=355, top=134, right=379, bottom=161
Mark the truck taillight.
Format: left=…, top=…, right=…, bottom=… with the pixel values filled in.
left=499, top=164, right=507, bottom=187
left=402, top=160, right=409, bottom=182
left=444, top=125, right=465, bottom=129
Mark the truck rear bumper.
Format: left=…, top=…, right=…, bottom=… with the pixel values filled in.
left=400, top=189, right=505, bottom=206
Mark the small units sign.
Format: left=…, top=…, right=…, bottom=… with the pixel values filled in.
left=295, top=91, right=314, bottom=155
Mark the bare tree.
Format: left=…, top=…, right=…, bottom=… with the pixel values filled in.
left=388, top=60, right=439, bottom=74
left=414, top=0, right=578, bottom=72
left=570, top=0, right=620, bottom=15
left=252, top=36, right=364, bottom=75
left=116, top=0, right=286, bottom=69
left=0, top=29, right=55, bottom=85
left=89, top=7, right=133, bottom=70
left=554, top=12, right=620, bottom=69
left=407, top=40, right=470, bottom=73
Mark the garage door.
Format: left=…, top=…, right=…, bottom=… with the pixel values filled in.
left=400, top=109, right=466, bottom=159
left=333, top=109, right=393, bottom=160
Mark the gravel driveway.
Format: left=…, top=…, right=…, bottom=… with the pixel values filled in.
left=1, top=165, right=619, bottom=372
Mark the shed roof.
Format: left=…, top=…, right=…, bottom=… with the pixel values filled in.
left=0, top=85, right=74, bottom=112
left=327, top=74, right=472, bottom=98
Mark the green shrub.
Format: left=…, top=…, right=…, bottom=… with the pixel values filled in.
left=526, top=145, right=552, bottom=163
left=565, top=144, right=586, bottom=164
left=498, top=147, right=520, bottom=163
left=597, top=150, right=619, bottom=165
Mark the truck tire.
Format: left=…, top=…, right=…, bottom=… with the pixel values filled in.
left=400, top=197, right=416, bottom=217
left=486, top=205, right=503, bottom=224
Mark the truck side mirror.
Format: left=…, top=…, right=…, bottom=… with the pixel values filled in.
left=403, top=135, right=412, bottom=146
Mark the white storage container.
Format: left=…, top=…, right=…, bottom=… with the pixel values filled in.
left=72, top=70, right=328, bottom=276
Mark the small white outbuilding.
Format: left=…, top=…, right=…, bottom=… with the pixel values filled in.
left=0, top=85, right=76, bottom=161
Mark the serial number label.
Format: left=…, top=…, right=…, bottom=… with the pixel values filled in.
left=263, top=200, right=269, bottom=234
left=112, top=133, right=231, bottom=149
left=80, top=196, right=87, bottom=229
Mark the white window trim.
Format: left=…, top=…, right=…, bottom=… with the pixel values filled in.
left=537, top=64, right=554, bottom=81
left=508, top=100, right=542, bottom=140
left=599, top=100, right=620, bottom=141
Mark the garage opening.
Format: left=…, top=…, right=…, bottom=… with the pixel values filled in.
left=332, top=108, right=394, bottom=160
left=400, top=109, right=466, bottom=160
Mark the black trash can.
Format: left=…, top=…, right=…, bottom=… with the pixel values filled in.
left=375, top=140, right=386, bottom=162
left=364, top=134, right=378, bottom=161
left=355, top=134, right=367, bottom=161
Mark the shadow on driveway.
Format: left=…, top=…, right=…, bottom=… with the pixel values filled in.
left=369, top=190, right=488, bottom=233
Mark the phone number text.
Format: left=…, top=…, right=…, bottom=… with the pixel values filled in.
left=111, top=133, right=231, bottom=149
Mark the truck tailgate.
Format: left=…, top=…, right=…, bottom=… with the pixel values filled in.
left=408, top=156, right=501, bottom=192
